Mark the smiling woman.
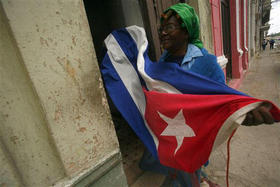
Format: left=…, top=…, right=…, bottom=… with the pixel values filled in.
left=138, top=3, right=276, bottom=187
left=159, top=14, right=189, bottom=57
left=140, top=4, right=226, bottom=186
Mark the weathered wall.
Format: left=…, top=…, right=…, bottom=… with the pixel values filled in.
left=0, top=0, right=124, bottom=186
left=188, top=0, right=214, bottom=54
left=0, top=137, right=23, bottom=187
left=197, top=0, right=215, bottom=54
left=250, top=0, right=256, bottom=55
left=255, top=0, right=261, bottom=52
left=0, top=4, right=65, bottom=186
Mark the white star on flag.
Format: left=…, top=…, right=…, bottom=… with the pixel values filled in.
left=158, top=109, right=196, bottom=155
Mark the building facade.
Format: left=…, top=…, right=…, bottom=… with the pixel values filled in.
left=209, top=0, right=270, bottom=88
left=0, top=1, right=127, bottom=186
left=0, top=0, right=271, bottom=186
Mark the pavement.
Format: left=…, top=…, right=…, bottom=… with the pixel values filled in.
left=204, top=48, right=280, bottom=187
left=129, top=48, right=280, bottom=187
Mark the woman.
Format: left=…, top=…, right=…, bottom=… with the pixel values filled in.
left=262, top=39, right=267, bottom=50
left=139, top=3, right=274, bottom=187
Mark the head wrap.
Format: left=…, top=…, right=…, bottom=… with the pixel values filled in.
left=162, top=3, right=203, bottom=49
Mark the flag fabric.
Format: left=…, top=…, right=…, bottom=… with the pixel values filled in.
left=101, top=26, right=280, bottom=173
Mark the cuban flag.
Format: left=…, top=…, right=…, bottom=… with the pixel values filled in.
left=101, top=26, right=280, bottom=173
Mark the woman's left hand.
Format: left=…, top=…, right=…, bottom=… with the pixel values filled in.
left=242, top=102, right=275, bottom=126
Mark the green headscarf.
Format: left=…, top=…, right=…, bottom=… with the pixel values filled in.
left=162, top=3, right=203, bottom=49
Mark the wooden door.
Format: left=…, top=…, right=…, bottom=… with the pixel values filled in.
left=139, top=0, right=186, bottom=61
left=221, top=0, right=232, bottom=79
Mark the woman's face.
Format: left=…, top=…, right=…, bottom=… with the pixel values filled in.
left=159, top=15, right=188, bottom=54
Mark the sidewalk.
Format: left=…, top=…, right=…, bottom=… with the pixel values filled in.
left=130, top=48, right=280, bottom=187
left=205, top=48, right=280, bottom=187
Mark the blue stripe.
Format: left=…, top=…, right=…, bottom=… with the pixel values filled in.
left=101, top=53, right=158, bottom=159
left=143, top=54, right=247, bottom=96
left=111, top=28, right=148, bottom=88
left=112, top=28, right=246, bottom=97
left=111, top=28, right=139, bottom=70
left=101, top=27, right=248, bottom=163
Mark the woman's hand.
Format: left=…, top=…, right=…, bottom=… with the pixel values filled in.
left=242, top=102, right=275, bottom=126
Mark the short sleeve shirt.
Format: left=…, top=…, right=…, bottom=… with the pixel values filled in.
left=159, top=44, right=203, bottom=71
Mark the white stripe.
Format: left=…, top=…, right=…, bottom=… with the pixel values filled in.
left=127, top=26, right=262, bottom=152
left=104, top=32, right=159, bottom=148
left=212, top=101, right=263, bottom=150
left=126, top=26, right=181, bottom=94
left=105, top=26, right=262, bottom=157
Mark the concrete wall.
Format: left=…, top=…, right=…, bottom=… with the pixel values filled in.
left=255, top=0, right=262, bottom=52
left=0, top=4, right=65, bottom=186
left=188, top=0, right=215, bottom=54
left=0, top=0, right=126, bottom=186
left=249, top=0, right=256, bottom=57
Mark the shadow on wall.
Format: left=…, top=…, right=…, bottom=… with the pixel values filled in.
left=83, top=0, right=127, bottom=65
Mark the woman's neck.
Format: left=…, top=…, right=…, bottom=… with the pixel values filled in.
left=168, top=43, right=188, bottom=57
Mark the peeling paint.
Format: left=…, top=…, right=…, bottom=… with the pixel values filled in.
left=10, top=136, right=19, bottom=144
left=65, top=60, right=75, bottom=78
left=78, top=127, right=86, bottom=133
left=68, top=162, right=76, bottom=170
left=1, top=0, right=121, bottom=183
left=75, top=58, right=82, bottom=69
left=54, top=105, right=62, bottom=121
left=72, top=35, right=76, bottom=46
left=40, top=37, right=49, bottom=47
left=84, top=139, right=92, bottom=144
left=61, top=18, right=73, bottom=26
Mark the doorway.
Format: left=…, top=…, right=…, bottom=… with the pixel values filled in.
left=82, top=0, right=187, bottom=185
left=221, top=0, right=232, bottom=81
left=83, top=1, right=145, bottom=185
left=139, top=0, right=186, bottom=61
